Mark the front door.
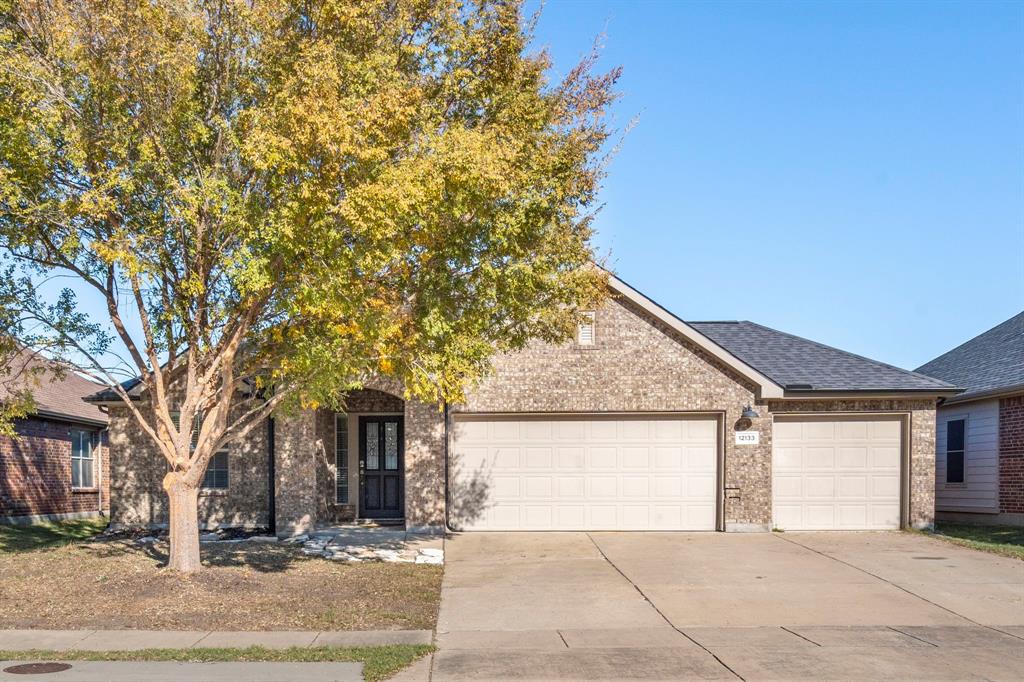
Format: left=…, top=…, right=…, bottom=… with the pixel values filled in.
left=359, top=416, right=404, bottom=519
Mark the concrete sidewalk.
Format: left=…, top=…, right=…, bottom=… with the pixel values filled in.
left=0, top=629, right=432, bottom=651
left=0, top=661, right=362, bottom=681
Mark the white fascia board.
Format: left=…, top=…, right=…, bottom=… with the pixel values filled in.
left=606, top=275, right=785, bottom=399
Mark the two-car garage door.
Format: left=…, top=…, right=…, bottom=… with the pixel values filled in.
left=448, top=414, right=718, bottom=531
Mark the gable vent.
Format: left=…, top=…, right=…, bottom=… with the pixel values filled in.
left=578, top=312, right=596, bottom=346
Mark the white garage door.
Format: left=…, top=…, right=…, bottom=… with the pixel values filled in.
left=773, top=417, right=903, bottom=530
left=449, top=415, right=718, bottom=531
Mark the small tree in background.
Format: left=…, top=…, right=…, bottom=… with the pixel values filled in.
left=0, top=0, right=617, bottom=572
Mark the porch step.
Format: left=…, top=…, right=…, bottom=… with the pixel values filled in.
left=352, top=518, right=406, bottom=528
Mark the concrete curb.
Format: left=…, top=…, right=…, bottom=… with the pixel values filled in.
left=0, top=629, right=433, bottom=651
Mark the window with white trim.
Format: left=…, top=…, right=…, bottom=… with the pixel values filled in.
left=71, top=430, right=95, bottom=488
left=170, top=409, right=229, bottom=490
left=578, top=311, right=596, bottom=346
left=336, top=414, right=349, bottom=503
left=946, top=418, right=966, bottom=484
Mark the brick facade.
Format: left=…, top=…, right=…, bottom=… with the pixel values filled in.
left=105, top=295, right=941, bottom=533
left=0, top=417, right=109, bottom=520
left=107, top=404, right=269, bottom=529
left=998, top=395, right=1024, bottom=515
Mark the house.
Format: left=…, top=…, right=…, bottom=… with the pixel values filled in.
left=916, top=311, right=1024, bottom=526
left=0, top=349, right=110, bottom=524
left=89, top=275, right=958, bottom=535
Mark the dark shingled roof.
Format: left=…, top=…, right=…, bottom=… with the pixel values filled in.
left=689, top=321, right=957, bottom=393
left=86, top=377, right=143, bottom=403
left=1, top=349, right=109, bottom=426
left=915, top=311, right=1024, bottom=402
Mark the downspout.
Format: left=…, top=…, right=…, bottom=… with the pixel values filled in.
left=443, top=402, right=452, bottom=532
left=267, top=417, right=276, bottom=535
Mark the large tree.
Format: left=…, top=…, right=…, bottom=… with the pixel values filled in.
left=0, top=0, right=617, bottom=572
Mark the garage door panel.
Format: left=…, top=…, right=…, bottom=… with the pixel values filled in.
left=654, top=446, right=683, bottom=469
left=555, top=420, right=584, bottom=440
left=839, top=447, right=868, bottom=468
left=871, top=447, right=900, bottom=469
left=621, top=447, right=650, bottom=468
left=805, top=447, right=836, bottom=469
left=774, top=447, right=803, bottom=470
left=450, top=415, right=718, bottom=531
left=588, top=447, right=617, bottom=469
left=773, top=417, right=903, bottom=531
left=838, top=476, right=867, bottom=498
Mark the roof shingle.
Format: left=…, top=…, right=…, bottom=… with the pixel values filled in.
left=1, top=349, right=109, bottom=425
left=689, top=321, right=957, bottom=393
left=915, top=311, right=1024, bottom=402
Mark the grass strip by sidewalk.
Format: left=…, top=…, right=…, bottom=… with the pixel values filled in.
left=0, top=517, right=108, bottom=553
left=921, top=523, right=1024, bottom=561
left=0, top=644, right=433, bottom=682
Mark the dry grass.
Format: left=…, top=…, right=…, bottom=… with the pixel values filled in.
left=0, top=536, right=442, bottom=631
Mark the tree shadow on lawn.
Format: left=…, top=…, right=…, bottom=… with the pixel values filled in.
left=85, top=538, right=329, bottom=573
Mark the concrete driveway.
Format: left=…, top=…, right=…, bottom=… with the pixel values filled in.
left=432, top=531, right=1024, bottom=681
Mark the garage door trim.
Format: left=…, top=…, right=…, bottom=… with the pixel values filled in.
left=445, top=411, right=726, bottom=532
left=770, top=412, right=911, bottom=530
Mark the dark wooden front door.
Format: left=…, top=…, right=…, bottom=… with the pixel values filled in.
left=359, top=416, right=404, bottom=519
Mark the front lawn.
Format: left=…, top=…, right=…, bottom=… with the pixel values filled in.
left=0, top=645, right=433, bottom=682
left=0, top=517, right=108, bottom=553
left=927, top=523, right=1024, bottom=561
left=0, top=532, right=442, bottom=630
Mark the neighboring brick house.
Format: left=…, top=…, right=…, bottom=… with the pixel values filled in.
left=1, top=350, right=110, bottom=524
left=916, top=311, right=1024, bottom=526
left=90, top=274, right=958, bottom=536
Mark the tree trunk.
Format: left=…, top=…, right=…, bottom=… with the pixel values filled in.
left=163, top=472, right=202, bottom=573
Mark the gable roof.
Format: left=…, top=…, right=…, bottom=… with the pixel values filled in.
left=687, top=320, right=958, bottom=395
left=915, top=311, right=1024, bottom=403
left=1, top=348, right=109, bottom=426
left=84, top=274, right=959, bottom=405
left=608, top=276, right=784, bottom=398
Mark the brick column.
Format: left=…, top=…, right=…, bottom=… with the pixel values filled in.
left=404, top=400, right=445, bottom=532
left=999, top=396, right=1024, bottom=515
left=274, top=409, right=317, bottom=537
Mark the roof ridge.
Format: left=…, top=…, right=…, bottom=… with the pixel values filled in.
left=915, top=310, right=1024, bottom=373
left=736, top=320, right=957, bottom=389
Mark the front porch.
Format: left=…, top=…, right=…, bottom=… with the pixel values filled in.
left=273, top=388, right=446, bottom=537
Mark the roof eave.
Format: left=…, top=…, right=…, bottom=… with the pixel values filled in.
left=941, top=383, right=1024, bottom=405
left=777, top=388, right=963, bottom=400
left=606, top=274, right=786, bottom=399
left=32, top=408, right=109, bottom=428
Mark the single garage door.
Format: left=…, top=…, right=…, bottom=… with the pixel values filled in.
left=449, top=414, right=718, bottom=531
left=773, top=416, right=903, bottom=530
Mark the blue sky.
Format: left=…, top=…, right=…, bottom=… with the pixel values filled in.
left=529, top=0, right=1023, bottom=370
left=34, top=1, right=1022, bottom=377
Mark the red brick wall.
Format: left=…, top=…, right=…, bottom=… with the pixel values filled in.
left=0, top=418, right=109, bottom=519
left=999, top=395, right=1024, bottom=514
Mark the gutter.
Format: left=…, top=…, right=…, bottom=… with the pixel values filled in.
left=777, top=388, right=963, bottom=400
left=267, top=417, right=276, bottom=535
left=32, top=409, right=110, bottom=428
left=939, top=382, right=1024, bottom=406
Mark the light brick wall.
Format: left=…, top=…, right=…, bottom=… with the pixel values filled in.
left=107, top=404, right=269, bottom=529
